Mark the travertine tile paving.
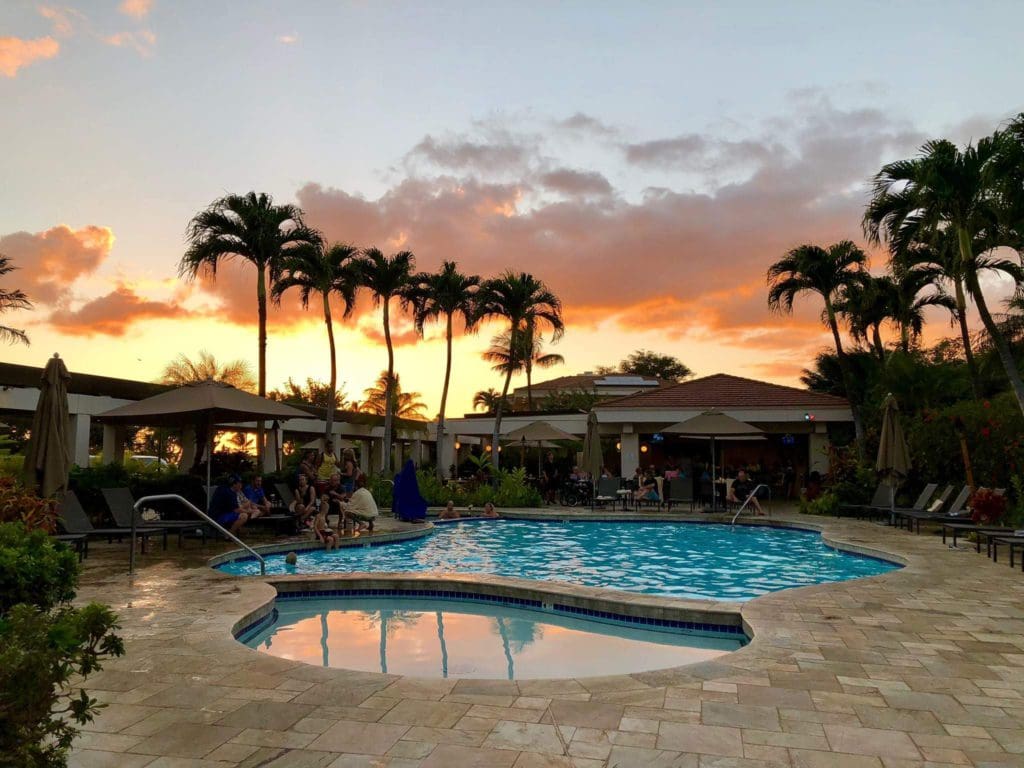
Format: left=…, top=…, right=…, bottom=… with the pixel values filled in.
left=68, top=511, right=1024, bottom=767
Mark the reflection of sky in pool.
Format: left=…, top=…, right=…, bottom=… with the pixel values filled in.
left=242, top=597, right=743, bottom=679
left=218, top=520, right=899, bottom=601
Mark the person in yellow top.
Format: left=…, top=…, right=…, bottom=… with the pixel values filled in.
left=317, top=440, right=338, bottom=484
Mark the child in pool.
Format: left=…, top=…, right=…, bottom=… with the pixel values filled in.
left=312, top=500, right=338, bottom=550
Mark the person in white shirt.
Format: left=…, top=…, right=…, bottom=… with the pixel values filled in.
left=341, top=473, right=379, bottom=532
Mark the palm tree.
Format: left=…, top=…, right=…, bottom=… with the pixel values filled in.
left=407, top=262, right=480, bottom=479
left=0, top=255, right=31, bottom=345
left=864, top=137, right=1024, bottom=416
left=889, top=264, right=957, bottom=353
left=180, top=191, right=319, bottom=466
left=837, top=273, right=894, bottom=361
left=767, top=241, right=868, bottom=446
left=272, top=239, right=360, bottom=441
left=360, top=371, right=427, bottom=420
left=353, top=248, right=416, bottom=473
left=475, top=272, right=564, bottom=468
left=482, top=326, right=565, bottom=408
left=473, top=388, right=505, bottom=414
left=161, top=350, right=256, bottom=390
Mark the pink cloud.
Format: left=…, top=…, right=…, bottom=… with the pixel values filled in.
left=0, top=225, right=113, bottom=303
left=0, top=36, right=59, bottom=78
left=102, top=28, right=156, bottom=56
left=118, top=0, right=153, bottom=19
left=48, top=285, right=188, bottom=336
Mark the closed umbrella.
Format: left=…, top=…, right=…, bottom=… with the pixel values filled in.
left=876, top=394, right=910, bottom=525
left=581, top=411, right=603, bottom=508
left=23, top=353, right=72, bottom=497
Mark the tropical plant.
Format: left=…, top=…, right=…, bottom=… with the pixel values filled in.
left=767, top=241, right=868, bottom=447
left=406, top=262, right=480, bottom=478
left=352, top=248, right=416, bottom=472
left=472, top=388, right=506, bottom=414
left=268, top=377, right=351, bottom=410
left=0, top=477, right=57, bottom=533
left=180, top=192, right=319, bottom=466
left=890, top=263, right=957, bottom=353
left=538, top=389, right=601, bottom=412
left=836, top=273, right=895, bottom=361
left=475, top=272, right=564, bottom=468
left=0, top=523, right=124, bottom=768
left=360, top=371, right=427, bottom=420
left=483, top=327, right=564, bottom=409
left=160, top=350, right=256, bottom=391
left=597, top=350, right=692, bottom=381
left=272, top=239, right=359, bottom=439
left=864, top=137, right=1024, bottom=416
left=0, top=254, right=31, bottom=345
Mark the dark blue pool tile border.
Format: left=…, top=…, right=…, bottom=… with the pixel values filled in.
left=244, top=587, right=747, bottom=641
left=235, top=607, right=278, bottom=644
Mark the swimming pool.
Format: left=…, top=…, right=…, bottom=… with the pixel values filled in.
left=217, top=519, right=899, bottom=601
left=239, top=596, right=744, bottom=679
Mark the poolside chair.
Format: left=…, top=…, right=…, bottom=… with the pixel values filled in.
left=836, top=482, right=888, bottom=519
left=883, top=483, right=938, bottom=526
left=102, top=487, right=206, bottom=547
left=664, top=477, right=694, bottom=512
left=593, top=477, right=620, bottom=509
left=274, top=482, right=296, bottom=508
left=58, top=490, right=167, bottom=550
left=51, top=533, right=88, bottom=562
left=900, top=485, right=970, bottom=533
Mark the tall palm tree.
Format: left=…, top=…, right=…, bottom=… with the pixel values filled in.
left=889, top=264, right=957, bottom=353
left=352, top=248, right=416, bottom=472
left=837, top=273, right=894, bottom=361
left=360, top=371, right=427, bottom=420
left=272, top=239, right=360, bottom=441
left=482, top=326, right=565, bottom=408
left=407, top=261, right=480, bottom=478
left=161, top=350, right=256, bottom=390
left=476, top=272, right=564, bottom=468
left=767, top=241, right=868, bottom=446
left=180, top=192, right=319, bottom=466
left=472, top=388, right=505, bottom=414
left=864, top=137, right=1024, bottom=416
left=0, top=254, right=31, bottom=345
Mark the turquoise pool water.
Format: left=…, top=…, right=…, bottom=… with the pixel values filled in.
left=218, top=520, right=898, bottom=600
left=241, top=597, right=743, bottom=678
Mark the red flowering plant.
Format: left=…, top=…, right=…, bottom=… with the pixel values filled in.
left=970, top=488, right=1008, bottom=525
left=0, top=475, right=58, bottom=533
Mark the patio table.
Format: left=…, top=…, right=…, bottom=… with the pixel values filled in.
left=990, top=536, right=1024, bottom=569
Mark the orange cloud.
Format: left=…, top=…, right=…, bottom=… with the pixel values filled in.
left=0, top=224, right=114, bottom=304
left=118, top=0, right=153, bottom=19
left=102, top=29, right=156, bottom=55
left=48, top=286, right=187, bottom=336
left=0, top=36, right=59, bottom=77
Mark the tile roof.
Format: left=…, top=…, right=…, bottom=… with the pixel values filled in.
left=595, top=373, right=849, bottom=410
left=521, top=373, right=664, bottom=392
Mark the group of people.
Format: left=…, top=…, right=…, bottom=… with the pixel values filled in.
left=626, top=465, right=765, bottom=514
left=438, top=500, right=500, bottom=519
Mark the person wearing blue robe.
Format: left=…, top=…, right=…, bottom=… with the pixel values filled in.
left=393, top=459, right=427, bottom=522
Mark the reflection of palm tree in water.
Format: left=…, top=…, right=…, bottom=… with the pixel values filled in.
left=436, top=611, right=448, bottom=678
left=491, top=617, right=544, bottom=653
left=361, top=609, right=421, bottom=674
left=320, top=612, right=329, bottom=667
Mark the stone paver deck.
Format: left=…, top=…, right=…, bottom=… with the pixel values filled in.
left=68, top=510, right=1024, bottom=767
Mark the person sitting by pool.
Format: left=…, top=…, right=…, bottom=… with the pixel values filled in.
left=209, top=474, right=253, bottom=534
left=342, top=473, right=379, bottom=532
left=289, top=473, right=317, bottom=527
left=439, top=500, right=459, bottom=519
left=481, top=501, right=499, bottom=518
left=312, top=499, right=338, bottom=550
left=728, top=469, right=765, bottom=515
left=322, top=472, right=347, bottom=525
left=244, top=475, right=273, bottom=515
left=633, top=469, right=659, bottom=504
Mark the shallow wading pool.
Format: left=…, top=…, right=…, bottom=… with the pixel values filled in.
left=217, top=519, right=899, bottom=601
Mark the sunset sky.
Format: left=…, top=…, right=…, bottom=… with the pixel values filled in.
left=3, top=1, right=1024, bottom=417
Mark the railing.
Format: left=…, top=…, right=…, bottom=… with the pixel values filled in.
left=130, top=494, right=266, bottom=575
left=730, top=484, right=771, bottom=525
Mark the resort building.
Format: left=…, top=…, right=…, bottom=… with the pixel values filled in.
left=508, top=372, right=665, bottom=404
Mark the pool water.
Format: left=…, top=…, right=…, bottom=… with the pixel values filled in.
left=241, top=597, right=743, bottom=679
left=218, top=520, right=898, bottom=600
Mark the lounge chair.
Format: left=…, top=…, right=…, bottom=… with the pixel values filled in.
left=899, top=486, right=971, bottom=533
left=664, top=477, right=694, bottom=512
left=58, top=490, right=167, bottom=550
left=836, top=483, right=889, bottom=519
left=885, top=483, right=939, bottom=527
left=274, top=482, right=296, bottom=508
left=593, top=477, right=620, bottom=509
left=52, top=533, right=88, bottom=562
left=102, top=487, right=206, bottom=546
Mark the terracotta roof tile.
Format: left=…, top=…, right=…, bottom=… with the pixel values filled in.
left=521, top=373, right=664, bottom=392
left=595, top=373, right=849, bottom=410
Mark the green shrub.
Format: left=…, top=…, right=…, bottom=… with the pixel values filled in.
left=69, top=465, right=206, bottom=522
left=799, top=490, right=839, bottom=516
left=367, top=467, right=542, bottom=510
left=0, top=523, right=123, bottom=768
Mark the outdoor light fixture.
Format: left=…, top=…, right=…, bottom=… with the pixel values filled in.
left=485, top=444, right=492, bottom=452
left=640, top=444, right=649, bottom=453
left=804, top=412, right=815, bottom=421
left=615, top=441, right=621, bottom=451
left=454, top=441, right=461, bottom=450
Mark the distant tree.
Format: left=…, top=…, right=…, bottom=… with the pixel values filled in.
left=483, top=327, right=564, bottom=409
left=161, top=350, right=256, bottom=391
left=472, top=388, right=506, bottom=414
left=360, top=371, right=427, bottom=420
left=598, top=350, right=691, bottom=382
left=0, top=254, right=31, bottom=345
left=538, top=390, right=600, bottom=412
left=269, top=377, right=351, bottom=410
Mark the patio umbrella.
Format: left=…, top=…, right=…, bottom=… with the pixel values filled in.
left=663, top=411, right=763, bottom=510
left=581, top=411, right=603, bottom=508
left=22, top=353, right=72, bottom=497
left=876, top=394, right=910, bottom=525
left=503, top=421, right=577, bottom=477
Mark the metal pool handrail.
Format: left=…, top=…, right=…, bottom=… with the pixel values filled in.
left=730, top=484, right=771, bottom=525
left=130, top=493, right=266, bottom=575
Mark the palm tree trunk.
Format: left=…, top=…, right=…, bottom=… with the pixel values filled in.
left=256, top=267, right=268, bottom=469
left=899, top=322, right=911, bottom=354
left=491, top=326, right=517, bottom=471
left=382, top=299, right=395, bottom=475
left=872, top=324, right=885, bottom=362
left=525, top=319, right=535, bottom=410
left=959, top=230, right=1024, bottom=415
left=953, top=279, right=982, bottom=400
left=826, top=301, right=864, bottom=453
left=437, top=313, right=453, bottom=480
left=324, top=292, right=337, bottom=443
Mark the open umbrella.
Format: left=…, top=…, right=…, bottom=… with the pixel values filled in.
left=503, top=421, right=578, bottom=478
left=876, top=394, right=910, bottom=525
left=581, top=411, right=603, bottom=508
left=23, top=353, right=72, bottom=497
left=663, top=411, right=763, bottom=510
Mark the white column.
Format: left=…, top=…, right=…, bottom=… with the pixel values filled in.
left=394, top=442, right=404, bottom=469
left=809, top=426, right=831, bottom=475
left=619, top=427, right=639, bottom=478
left=263, top=424, right=284, bottom=473
left=362, top=440, right=374, bottom=475
left=67, top=413, right=90, bottom=467
left=412, top=439, right=423, bottom=467
left=102, top=424, right=126, bottom=465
